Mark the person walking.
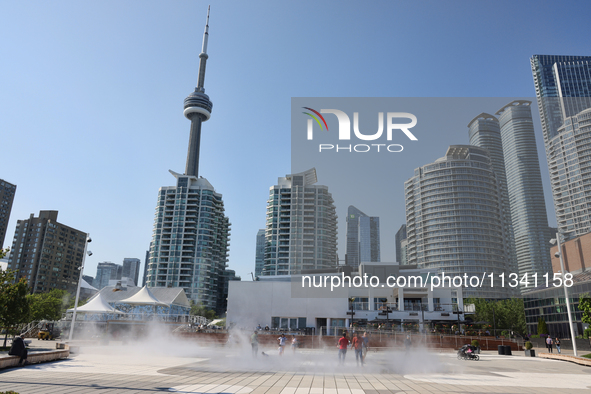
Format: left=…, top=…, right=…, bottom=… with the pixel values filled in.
left=404, top=335, right=412, bottom=354
left=337, top=333, right=349, bottom=365
left=277, top=333, right=287, bottom=356
left=546, top=336, right=553, bottom=353
left=555, top=337, right=561, bottom=354
left=362, top=332, right=370, bottom=362
left=251, top=331, right=259, bottom=357
left=291, top=336, right=299, bottom=354
left=351, top=332, right=363, bottom=367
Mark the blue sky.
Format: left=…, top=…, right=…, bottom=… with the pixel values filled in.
left=1, top=0, right=590, bottom=282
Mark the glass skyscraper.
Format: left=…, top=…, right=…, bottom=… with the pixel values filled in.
left=0, top=179, right=16, bottom=249
left=345, top=205, right=380, bottom=269
left=122, top=257, right=141, bottom=286
left=405, top=146, right=509, bottom=299
left=254, top=228, right=265, bottom=278
left=263, top=168, right=337, bottom=276
left=394, top=224, right=407, bottom=264
left=531, top=55, right=591, bottom=144
left=531, top=55, right=591, bottom=240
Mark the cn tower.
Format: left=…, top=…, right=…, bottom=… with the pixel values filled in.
left=147, top=6, right=233, bottom=313
left=184, top=5, right=213, bottom=177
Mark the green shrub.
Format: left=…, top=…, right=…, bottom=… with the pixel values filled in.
left=471, top=339, right=480, bottom=348
left=525, top=341, right=533, bottom=350
left=500, top=330, right=510, bottom=337
left=537, top=318, right=549, bottom=335
left=530, top=334, right=540, bottom=338
left=583, top=328, right=591, bottom=339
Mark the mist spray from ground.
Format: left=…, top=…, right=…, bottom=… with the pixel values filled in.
left=68, top=322, right=456, bottom=375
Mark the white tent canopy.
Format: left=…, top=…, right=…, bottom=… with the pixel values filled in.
left=207, top=319, right=224, bottom=327
left=80, top=278, right=98, bottom=291
left=117, top=285, right=168, bottom=306
left=67, top=293, right=125, bottom=314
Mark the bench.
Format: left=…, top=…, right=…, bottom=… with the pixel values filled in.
left=0, top=349, right=70, bottom=369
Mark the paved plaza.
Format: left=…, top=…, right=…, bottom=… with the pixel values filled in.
left=1, top=341, right=591, bottom=393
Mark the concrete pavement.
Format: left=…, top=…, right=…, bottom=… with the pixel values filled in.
left=0, top=342, right=590, bottom=393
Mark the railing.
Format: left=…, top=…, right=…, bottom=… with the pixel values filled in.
left=375, top=302, right=398, bottom=311
left=20, top=321, right=42, bottom=337
left=351, top=302, right=369, bottom=310
left=62, top=312, right=193, bottom=323
left=404, top=304, right=423, bottom=311
left=318, top=326, right=524, bottom=344
left=347, top=302, right=460, bottom=313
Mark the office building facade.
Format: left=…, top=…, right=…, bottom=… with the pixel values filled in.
left=395, top=224, right=407, bottom=264
left=0, top=179, right=16, bottom=249
left=524, top=269, right=590, bottom=337
left=531, top=55, right=591, bottom=145
left=547, top=108, right=591, bottom=238
left=122, top=257, right=141, bottom=286
left=263, top=168, right=337, bottom=276
left=345, top=206, right=380, bottom=268
left=95, top=262, right=122, bottom=290
left=142, top=247, right=149, bottom=287
left=7, top=210, right=86, bottom=293
left=531, top=55, right=591, bottom=241
left=217, top=269, right=241, bottom=315
left=254, top=229, right=265, bottom=278
left=405, top=146, right=509, bottom=298
left=146, top=9, right=231, bottom=310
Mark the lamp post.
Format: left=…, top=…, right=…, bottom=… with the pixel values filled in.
left=348, top=297, right=355, bottom=329
left=68, top=234, right=91, bottom=342
left=492, top=304, right=496, bottom=338
left=551, top=233, right=578, bottom=357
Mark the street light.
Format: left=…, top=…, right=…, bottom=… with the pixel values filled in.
left=550, top=233, right=578, bottom=357
left=68, top=234, right=92, bottom=342
left=348, top=297, right=356, bottom=329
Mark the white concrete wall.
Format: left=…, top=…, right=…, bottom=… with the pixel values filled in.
left=227, top=280, right=463, bottom=330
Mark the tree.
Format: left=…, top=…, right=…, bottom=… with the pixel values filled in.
left=466, top=297, right=527, bottom=335
left=0, top=270, right=30, bottom=347
left=27, top=289, right=71, bottom=322
left=0, top=247, right=9, bottom=259
left=190, top=303, right=217, bottom=320
left=578, top=293, right=591, bottom=325
left=538, top=318, right=549, bottom=335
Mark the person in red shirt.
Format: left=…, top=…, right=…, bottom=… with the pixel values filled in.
left=337, top=332, right=349, bottom=364
left=351, top=332, right=363, bottom=367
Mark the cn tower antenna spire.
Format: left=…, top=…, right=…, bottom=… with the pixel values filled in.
left=197, top=5, right=210, bottom=93
left=183, top=6, right=214, bottom=177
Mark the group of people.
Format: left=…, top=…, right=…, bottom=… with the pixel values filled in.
left=545, top=336, right=561, bottom=354
left=249, top=331, right=300, bottom=357
left=276, top=333, right=299, bottom=355
left=250, top=329, right=375, bottom=366
left=337, top=331, right=370, bottom=366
